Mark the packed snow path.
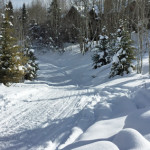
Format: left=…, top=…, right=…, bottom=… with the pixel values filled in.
left=0, top=46, right=150, bottom=150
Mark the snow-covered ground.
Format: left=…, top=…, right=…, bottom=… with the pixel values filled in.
left=0, top=44, right=150, bottom=150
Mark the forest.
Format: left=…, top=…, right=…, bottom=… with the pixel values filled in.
left=0, top=0, right=150, bottom=86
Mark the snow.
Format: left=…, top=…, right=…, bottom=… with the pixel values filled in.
left=94, top=5, right=99, bottom=16
left=29, top=49, right=35, bottom=53
left=18, top=65, right=24, bottom=71
left=113, top=128, right=150, bottom=150
left=121, top=58, right=126, bottom=62
left=58, top=127, right=83, bottom=149
left=0, top=44, right=150, bottom=150
left=124, top=107, right=150, bottom=137
left=13, top=45, right=18, bottom=48
left=1, top=13, right=5, bottom=19
left=89, top=5, right=100, bottom=16
left=99, top=35, right=108, bottom=40
left=128, top=67, right=133, bottom=73
left=70, top=141, right=119, bottom=150
left=15, top=56, right=21, bottom=60
left=118, top=28, right=122, bottom=32
left=113, top=54, right=119, bottom=63
left=117, top=48, right=123, bottom=56
left=9, top=21, right=13, bottom=26
left=78, top=116, right=126, bottom=141
left=99, top=35, right=104, bottom=40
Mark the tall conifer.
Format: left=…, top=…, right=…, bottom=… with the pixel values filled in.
left=92, top=27, right=110, bottom=69
left=22, top=3, right=27, bottom=37
left=48, top=0, right=61, bottom=47
left=0, top=3, right=27, bottom=86
left=7, top=1, right=13, bottom=23
left=110, top=21, right=136, bottom=77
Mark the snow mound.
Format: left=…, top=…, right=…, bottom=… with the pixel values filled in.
left=95, top=96, right=137, bottom=120
left=78, top=116, right=126, bottom=141
left=71, top=141, right=119, bottom=150
left=59, top=127, right=83, bottom=149
left=113, top=128, right=150, bottom=150
left=124, top=107, right=150, bottom=136
left=132, top=88, right=150, bottom=109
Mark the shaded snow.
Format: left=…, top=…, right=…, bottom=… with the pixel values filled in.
left=124, top=107, right=150, bottom=138
left=113, top=128, right=150, bottom=150
left=71, top=141, right=119, bottom=150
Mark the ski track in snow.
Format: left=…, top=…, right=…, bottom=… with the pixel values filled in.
left=0, top=46, right=150, bottom=150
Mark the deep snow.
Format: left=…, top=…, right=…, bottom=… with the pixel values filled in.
left=0, top=44, right=150, bottom=150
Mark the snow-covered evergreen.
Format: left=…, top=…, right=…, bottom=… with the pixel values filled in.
left=92, top=26, right=110, bottom=69
left=109, top=21, right=136, bottom=77
left=0, top=4, right=27, bottom=86
left=24, top=46, right=38, bottom=81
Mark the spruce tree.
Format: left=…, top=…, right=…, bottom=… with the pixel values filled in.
left=0, top=3, right=27, bottom=86
left=109, top=21, right=136, bottom=78
left=92, top=53, right=100, bottom=69
left=92, top=26, right=110, bottom=69
left=24, top=44, right=38, bottom=81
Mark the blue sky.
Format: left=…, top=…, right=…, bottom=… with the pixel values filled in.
left=11, top=0, right=32, bottom=8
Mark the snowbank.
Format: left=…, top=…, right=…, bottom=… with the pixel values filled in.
left=58, top=127, right=83, bottom=149
left=71, top=141, right=119, bottom=150
left=113, top=128, right=150, bottom=150
left=124, top=107, right=150, bottom=136
left=78, top=116, right=126, bottom=141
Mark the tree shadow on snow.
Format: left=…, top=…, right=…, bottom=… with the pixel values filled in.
left=0, top=116, right=77, bottom=150
left=0, top=105, right=96, bottom=150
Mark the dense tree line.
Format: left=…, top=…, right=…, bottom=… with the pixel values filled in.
left=0, top=0, right=150, bottom=86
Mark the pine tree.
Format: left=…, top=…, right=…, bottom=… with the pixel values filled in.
left=92, top=26, right=110, bottom=69
left=109, top=21, right=136, bottom=78
left=24, top=44, right=38, bottom=81
left=0, top=4, right=27, bottom=86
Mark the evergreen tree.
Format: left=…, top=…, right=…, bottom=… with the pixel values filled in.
left=92, top=26, right=110, bottom=69
left=0, top=4, right=27, bottom=86
left=22, top=3, right=27, bottom=37
left=48, top=0, right=61, bottom=30
left=48, top=0, right=61, bottom=47
left=109, top=21, right=136, bottom=78
left=92, top=53, right=100, bottom=69
left=24, top=44, right=38, bottom=81
left=7, top=1, right=14, bottom=23
left=109, top=32, right=118, bottom=56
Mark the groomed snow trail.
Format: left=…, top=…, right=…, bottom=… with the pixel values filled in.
left=0, top=47, right=101, bottom=150
left=0, top=46, right=150, bottom=150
